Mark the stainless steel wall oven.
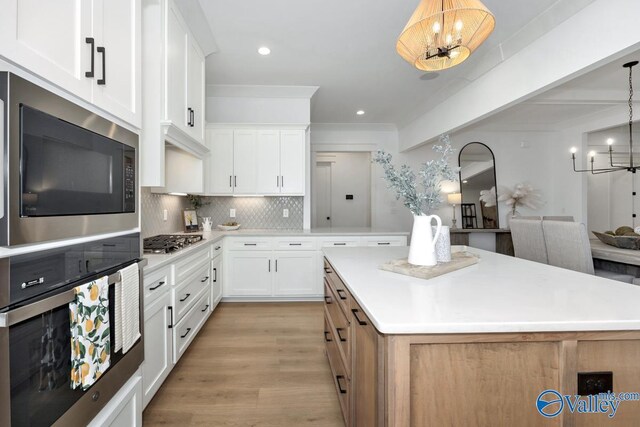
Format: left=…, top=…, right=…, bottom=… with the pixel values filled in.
left=0, top=72, right=138, bottom=246
left=0, top=232, right=144, bottom=426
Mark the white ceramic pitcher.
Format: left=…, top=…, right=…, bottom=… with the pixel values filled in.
left=202, top=217, right=212, bottom=232
left=407, top=214, right=442, bottom=266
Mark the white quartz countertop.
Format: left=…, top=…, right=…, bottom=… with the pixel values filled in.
left=322, top=246, right=640, bottom=335
left=143, top=228, right=409, bottom=273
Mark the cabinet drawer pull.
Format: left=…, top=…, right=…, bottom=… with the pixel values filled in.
left=244, top=243, right=257, bottom=246
left=377, top=242, right=391, bottom=246
left=352, top=308, right=367, bottom=326
left=336, top=327, right=347, bottom=342
left=234, top=176, right=237, bottom=187
left=213, top=267, right=217, bottom=282
left=85, top=37, right=95, bottom=77
left=324, top=267, right=332, bottom=274
left=336, top=375, right=347, bottom=394
left=268, top=259, right=271, bottom=272
left=191, top=108, right=195, bottom=127
left=201, top=276, right=210, bottom=283
left=215, top=246, right=221, bottom=250
left=201, top=305, right=209, bottom=312
left=275, top=260, right=278, bottom=273
left=180, top=328, right=192, bottom=339
left=229, top=176, right=232, bottom=188
left=324, top=331, right=332, bottom=342
left=179, top=293, right=191, bottom=302
left=324, top=295, right=332, bottom=304
left=168, top=306, right=173, bottom=329
left=281, top=175, right=284, bottom=187
left=289, top=243, right=302, bottom=246
left=336, top=289, right=347, bottom=300
left=97, top=46, right=106, bottom=85
left=333, top=242, right=346, bottom=246
left=149, top=281, right=165, bottom=291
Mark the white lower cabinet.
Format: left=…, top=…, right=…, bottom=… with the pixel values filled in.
left=273, top=251, right=317, bottom=296
left=226, top=251, right=273, bottom=296
left=141, top=290, right=172, bottom=408
left=173, top=292, right=211, bottom=362
left=88, top=371, right=143, bottom=427
left=211, top=254, right=223, bottom=310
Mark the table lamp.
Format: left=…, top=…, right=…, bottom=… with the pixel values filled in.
left=447, top=193, right=462, bottom=229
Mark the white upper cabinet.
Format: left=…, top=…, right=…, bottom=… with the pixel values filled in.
left=279, top=130, right=306, bottom=195
left=232, top=130, right=258, bottom=195
left=0, top=0, right=141, bottom=127
left=206, top=127, right=306, bottom=196
left=165, top=4, right=189, bottom=134
left=187, top=38, right=205, bottom=142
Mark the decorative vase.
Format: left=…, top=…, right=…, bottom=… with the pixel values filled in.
left=432, top=225, right=451, bottom=263
left=408, top=215, right=442, bottom=266
left=505, top=209, right=520, bottom=229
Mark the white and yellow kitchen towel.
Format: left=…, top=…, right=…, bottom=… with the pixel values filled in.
left=69, top=276, right=111, bottom=391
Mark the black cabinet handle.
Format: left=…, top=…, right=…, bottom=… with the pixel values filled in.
left=289, top=243, right=302, bottom=246
left=97, top=46, right=106, bottom=85
left=377, top=242, right=391, bottom=246
left=229, top=176, right=232, bottom=188
left=86, top=260, right=90, bottom=272
left=201, top=276, right=209, bottom=283
left=336, top=375, right=347, bottom=394
left=180, top=328, right=192, bottom=339
left=150, top=281, right=165, bottom=291
left=324, top=331, right=332, bottom=342
left=336, top=327, right=347, bottom=342
left=268, top=259, right=271, bottom=272
left=213, top=267, right=217, bottom=282
left=186, top=107, right=192, bottom=126
left=275, top=260, right=278, bottom=272
left=352, top=308, right=367, bottom=326
left=324, top=267, right=332, bottom=274
left=201, top=305, right=209, bottom=312
left=85, top=37, right=95, bottom=77
left=336, top=289, right=347, bottom=300
left=324, top=295, right=332, bottom=304
left=281, top=176, right=284, bottom=187
left=234, top=176, right=237, bottom=187
left=191, top=109, right=195, bottom=127
left=334, top=242, right=346, bottom=246
left=244, top=243, right=257, bottom=246
left=180, top=293, right=191, bottom=302
left=78, top=260, right=82, bottom=273
left=168, top=306, right=173, bottom=329
left=215, top=246, right=221, bottom=250
left=277, top=176, right=279, bottom=187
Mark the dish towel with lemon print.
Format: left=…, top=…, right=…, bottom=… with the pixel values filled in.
left=69, top=276, right=111, bottom=391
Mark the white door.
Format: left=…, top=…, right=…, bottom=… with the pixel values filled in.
left=92, top=0, right=140, bottom=127
left=0, top=0, right=93, bottom=100
left=206, top=130, right=234, bottom=195
left=226, top=252, right=272, bottom=296
left=233, top=130, right=258, bottom=194
left=164, top=1, right=188, bottom=132
left=256, top=130, right=281, bottom=194
left=273, top=252, right=318, bottom=296
left=186, top=38, right=205, bottom=142
left=279, top=130, right=306, bottom=195
left=211, top=256, right=223, bottom=309
left=313, top=163, right=332, bottom=228
left=141, top=291, right=172, bottom=408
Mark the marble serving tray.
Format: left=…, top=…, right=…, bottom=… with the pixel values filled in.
left=380, top=251, right=479, bottom=280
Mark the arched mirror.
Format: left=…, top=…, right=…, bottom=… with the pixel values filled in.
left=458, top=142, right=498, bottom=229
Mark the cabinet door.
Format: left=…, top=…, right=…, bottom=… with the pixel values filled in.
left=232, top=130, right=258, bottom=194
left=211, top=256, right=223, bottom=309
left=92, top=0, right=140, bottom=127
left=352, top=303, right=381, bottom=427
left=164, top=0, right=188, bottom=132
left=255, top=130, right=281, bottom=194
left=88, top=374, right=143, bottom=427
left=273, top=251, right=318, bottom=296
left=226, top=251, right=272, bottom=296
left=279, top=130, right=306, bottom=195
left=0, top=0, right=92, bottom=100
left=187, top=38, right=205, bottom=143
left=206, top=129, right=234, bottom=195
left=141, top=291, right=172, bottom=408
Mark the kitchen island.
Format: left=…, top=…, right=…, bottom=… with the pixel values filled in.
left=322, top=246, right=640, bottom=426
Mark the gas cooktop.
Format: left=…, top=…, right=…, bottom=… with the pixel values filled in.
left=143, top=234, right=203, bottom=254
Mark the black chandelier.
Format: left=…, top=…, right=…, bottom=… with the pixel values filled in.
left=572, top=60, right=639, bottom=174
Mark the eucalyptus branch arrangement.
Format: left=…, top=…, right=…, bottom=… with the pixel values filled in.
left=186, top=194, right=210, bottom=214
left=372, top=135, right=460, bottom=216
left=497, top=183, right=543, bottom=214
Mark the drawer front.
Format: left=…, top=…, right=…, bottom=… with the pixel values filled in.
left=324, top=259, right=351, bottom=317
left=361, top=236, right=407, bottom=247
left=319, top=237, right=360, bottom=248
left=211, top=241, right=224, bottom=259
left=274, top=237, right=317, bottom=251
left=324, top=312, right=350, bottom=426
left=174, top=292, right=211, bottom=362
left=325, top=281, right=351, bottom=374
left=143, top=266, right=173, bottom=306
left=85, top=237, right=134, bottom=252
left=173, top=260, right=211, bottom=323
left=228, top=237, right=273, bottom=251
left=175, top=244, right=212, bottom=283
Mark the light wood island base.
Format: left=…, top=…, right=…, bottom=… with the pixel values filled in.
left=324, top=258, right=640, bottom=426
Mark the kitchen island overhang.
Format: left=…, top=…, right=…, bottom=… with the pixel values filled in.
left=322, top=246, right=640, bottom=426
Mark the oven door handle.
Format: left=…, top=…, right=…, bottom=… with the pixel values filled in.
left=0, top=258, right=147, bottom=328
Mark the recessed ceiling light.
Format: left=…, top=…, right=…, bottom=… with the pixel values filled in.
left=462, top=180, right=468, bottom=184
left=356, top=110, right=365, bottom=115
left=258, top=46, right=271, bottom=55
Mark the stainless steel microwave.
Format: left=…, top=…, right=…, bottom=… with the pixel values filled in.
left=0, top=73, right=138, bottom=246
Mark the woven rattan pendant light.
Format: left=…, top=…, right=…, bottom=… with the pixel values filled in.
left=397, top=0, right=495, bottom=71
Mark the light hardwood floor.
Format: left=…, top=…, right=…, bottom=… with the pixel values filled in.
left=143, top=302, right=344, bottom=426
